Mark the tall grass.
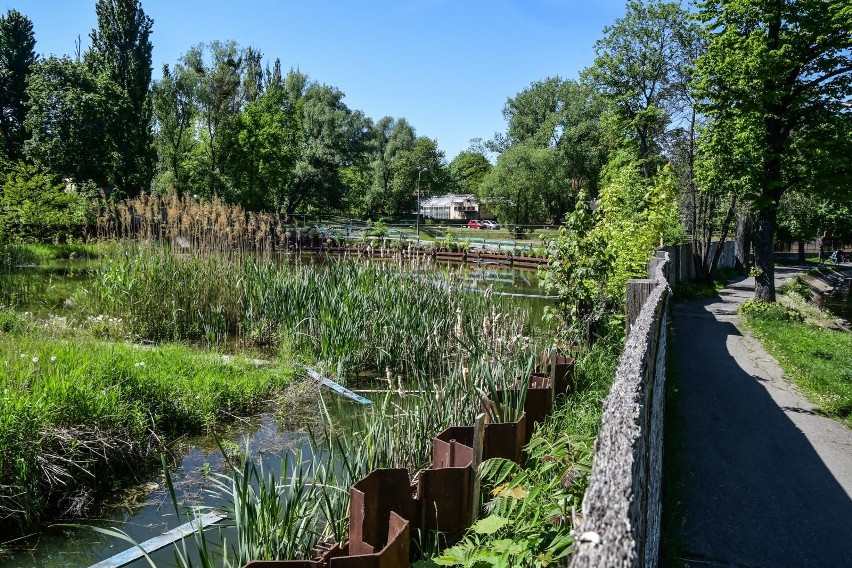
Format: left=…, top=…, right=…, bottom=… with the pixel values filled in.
left=89, top=243, right=540, bottom=381
left=0, top=334, right=294, bottom=533
left=153, top=340, right=617, bottom=566
left=96, top=192, right=298, bottom=254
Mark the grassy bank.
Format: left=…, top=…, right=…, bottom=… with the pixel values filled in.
left=0, top=330, right=294, bottom=533
left=1, top=241, right=102, bottom=270
left=740, top=301, right=852, bottom=426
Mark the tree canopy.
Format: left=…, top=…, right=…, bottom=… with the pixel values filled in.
left=0, top=9, right=36, bottom=164
left=694, top=0, right=852, bottom=299
left=86, top=0, right=155, bottom=196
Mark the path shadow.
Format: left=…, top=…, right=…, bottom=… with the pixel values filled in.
left=661, top=302, right=852, bottom=567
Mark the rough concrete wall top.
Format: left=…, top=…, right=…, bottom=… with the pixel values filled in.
left=569, top=254, right=670, bottom=568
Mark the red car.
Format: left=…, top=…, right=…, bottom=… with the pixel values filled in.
left=467, top=220, right=484, bottom=229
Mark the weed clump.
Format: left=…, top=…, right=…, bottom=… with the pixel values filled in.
left=739, top=300, right=804, bottom=322
left=779, top=276, right=813, bottom=301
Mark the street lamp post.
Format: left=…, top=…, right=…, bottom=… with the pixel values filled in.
left=416, top=167, right=426, bottom=242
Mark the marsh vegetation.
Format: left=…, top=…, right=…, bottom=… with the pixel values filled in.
left=0, top=224, right=560, bottom=564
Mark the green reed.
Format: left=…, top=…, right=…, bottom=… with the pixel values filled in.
left=152, top=350, right=540, bottom=565
left=89, top=243, right=540, bottom=381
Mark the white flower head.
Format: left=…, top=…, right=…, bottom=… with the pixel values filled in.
left=32, top=356, right=38, bottom=363
left=50, top=356, right=57, bottom=362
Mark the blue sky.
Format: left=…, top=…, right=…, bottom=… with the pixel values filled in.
left=7, top=0, right=627, bottom=161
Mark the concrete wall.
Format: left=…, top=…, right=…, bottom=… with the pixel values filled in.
left=662, top=241, right=737, bottom=291
left=569, top=251, right=672, bottom=568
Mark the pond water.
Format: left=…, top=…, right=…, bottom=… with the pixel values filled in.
left=0, top=256, right=551, bottom=568
left=819, top=276, right=852, bottom=322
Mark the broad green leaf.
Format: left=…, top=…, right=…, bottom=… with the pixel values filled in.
left=472, top=514, right=509, bottom=535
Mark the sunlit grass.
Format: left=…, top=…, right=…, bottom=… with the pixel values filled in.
left=743, top=312, right=852, bottom=426
left=89, top=243, right=541, bottom=381
left=0, top=332, right=294, bottom=533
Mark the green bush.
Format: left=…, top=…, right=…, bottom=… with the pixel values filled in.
left=0, top=162, right=93, bottom=242
left=739, top=300, right=804, bottom=322
left=0, top=306, right=27, bottom=332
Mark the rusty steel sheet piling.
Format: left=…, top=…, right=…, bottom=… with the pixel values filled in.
left=552, top=355, right=576, bottom=394
left=523, top=374, right=555, bottom=445
left=330, top=512, right=411, bottom=568
left=416, top=465, right=472, bottom=538
left=483, top=412, right=527, bottom=463
left=348, top=469, right=415, bottom=556
left=242, top=375, right=547, bottom=568
left=432, top=426, right=475, bottom=468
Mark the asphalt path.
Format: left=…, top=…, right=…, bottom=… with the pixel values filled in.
left=662, top=267, right=852, bottom=567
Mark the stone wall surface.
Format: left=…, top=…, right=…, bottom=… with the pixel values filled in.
left=568, top=251, right=671, bottom=568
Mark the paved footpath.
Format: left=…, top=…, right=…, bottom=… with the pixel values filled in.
left=662, top=267, right=852, bottom=567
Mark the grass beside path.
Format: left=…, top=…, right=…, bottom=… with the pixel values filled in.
left=741, top=307, right=852, bottom=427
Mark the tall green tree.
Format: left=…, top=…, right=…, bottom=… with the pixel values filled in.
left=695, top=0, right=852, bottom=300
left=86, top=0, right=155, bottom=196
left=385, top=136, right=450, bottom=217
left=152, top=62, right=199, bottom=194
left=498, top=77, right=607, bottom=201
left=0, top=9, right=36, bottom=165
left=281, top=73, right=371, bottom=214
left=479, top=143, right=567, bottom=227
left=365, top=116, right=415, bottom=215
left=183, top=41, right=243, bottom=198
left=25, top=57, right=121, bottom=186
left=588, top=0, right=700, bottom=177
left=228, top=84, right=297, bottom=210
left=449, top=150, right=491, bottom=195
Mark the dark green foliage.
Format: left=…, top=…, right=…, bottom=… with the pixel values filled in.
left=151, top=62, right=198, bottom=194
left=541, top=194, right=613, bottom=342
left=228, top=84, right=297, bottom=210
left=0, top=162, right=92, bottom=241
left=480, top=143, right=568, bottom=226
left=86, top=0, right=155, bottom=196
left=588, top=0, right=700, bottom=177
left=24, top=57, right=121, bottom=186
left=0, top=9, right=36, bottom=164
left=694, top=0, right=852, bottom=300
left=485, top=77, right=607, bottom=226
left=433, top=336, right=621, bottom=567
left=449, top=150, right=491, bottom=196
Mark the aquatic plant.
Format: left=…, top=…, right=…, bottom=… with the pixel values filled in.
left=89, top=243, right=541, bottom=381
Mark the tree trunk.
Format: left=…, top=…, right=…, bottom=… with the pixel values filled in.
left=707, top=195, right=737, bottom=282
left=752, top=208, right=776, bottom=301
left=797, top=241, right=805, bottom=263
left=735, top=213, right=752, bottom=273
